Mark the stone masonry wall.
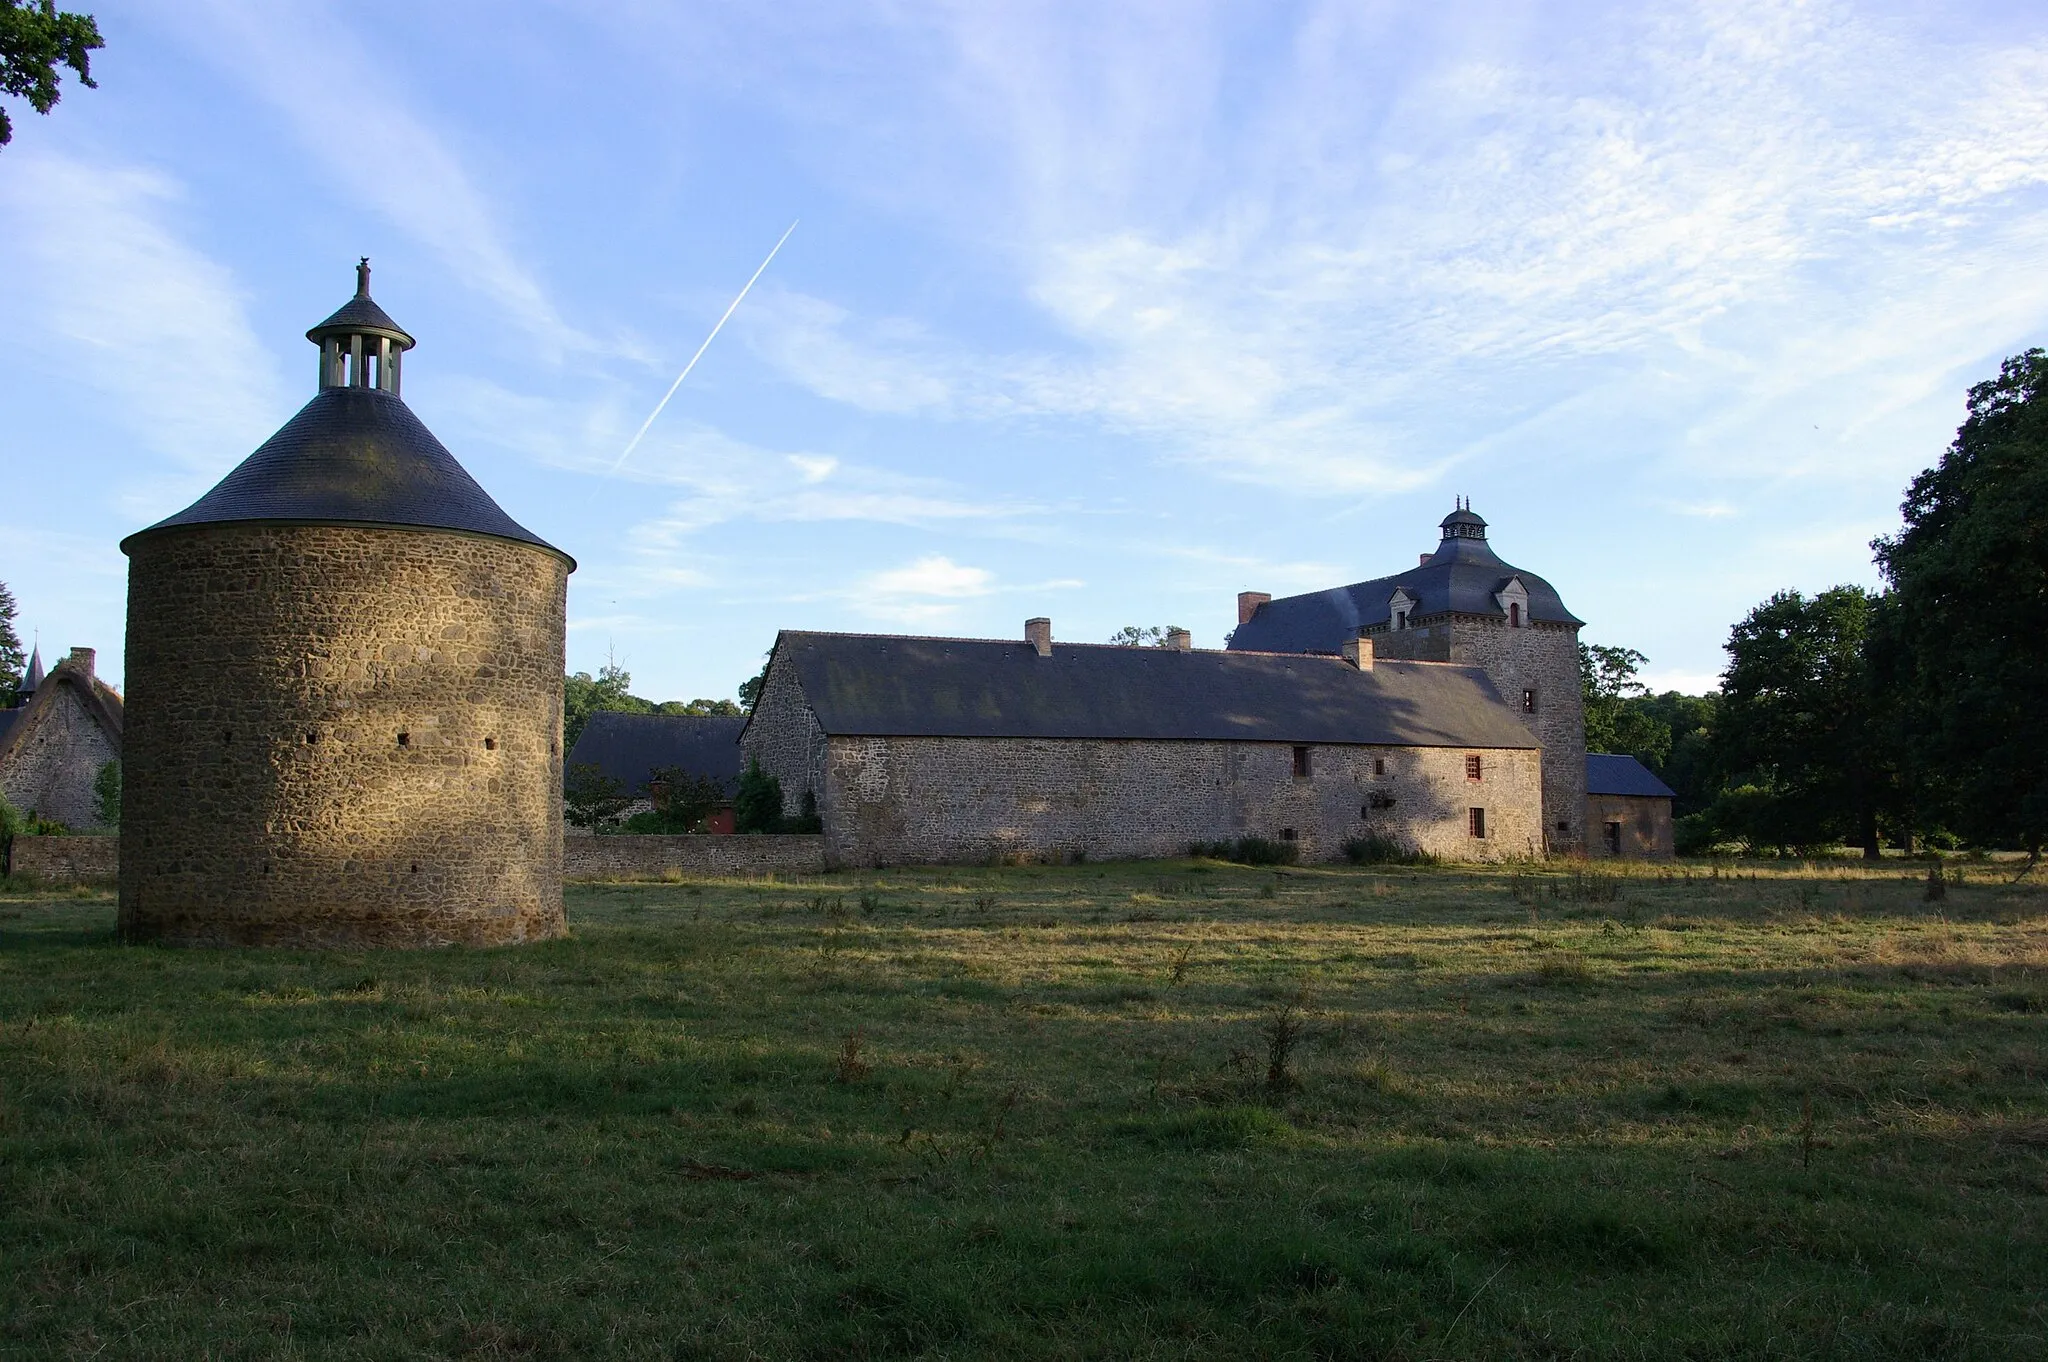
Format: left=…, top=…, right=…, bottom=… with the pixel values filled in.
left=739, top=647, right=828, bottom=817
left=8, top=833, right=119, bottom=883
left=1587, top=794, right=1674, bottom=860
left=0, top=677, right=118, bottom=831
left=1374, top=615, right=1585, bottom=855
left=120, top=524, right=570, bottom=948
left=564, top=834, right=826, bottom=880
left=821, top=735, right=1542, bottom=867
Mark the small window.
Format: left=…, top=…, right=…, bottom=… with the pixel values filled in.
left=1509, top=602, right=1521, bottom=628
left=1521, top=688, right=1536, bottom=714
left=1279, top=827, right=1297, bottom=842
left=1372, top=757, right=1385, bottom=777
left=397, top=732, right=410, bottom=747
left=305, top=731, right=319, bottom=745
left=1556, top=820, right=1569, bottom=833
left=1394, top=611, right=1407, bottom=630
left=1292, top=745, right=1311, bottom=778
left=1469, top=807, right=1486, bottom=838
left=1604, top=821, right=1623, bottom=855
left=1466, top=754, right=1483, bottom=782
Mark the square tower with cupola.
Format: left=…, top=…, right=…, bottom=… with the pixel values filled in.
left=1227, top=501, right=1586, bottom=854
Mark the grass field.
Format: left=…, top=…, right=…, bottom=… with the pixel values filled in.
left=2, top=859, right=2044, bottom=1359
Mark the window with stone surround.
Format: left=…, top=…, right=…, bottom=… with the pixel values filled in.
left=1522, top=688, right=1537, bottom=714
left=1292, top=745, right=1311, bottom=778
left=1373, top=757, right=1385, bottom=776
left=1469, top=807, right=1486, bottom=838
left=1465, top=754, right=1483, bottom=781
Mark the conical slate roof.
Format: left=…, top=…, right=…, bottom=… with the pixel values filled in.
left=121, top=387, right=570, bottom=561
left=21, top=645, right=43, bottom=696
left=121, top=265, right=569, bottom=565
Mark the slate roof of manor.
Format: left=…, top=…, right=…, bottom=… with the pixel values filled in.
left=1228, top=513, right=1581, bottom=655
left=1586, top=753, right=1676, bottom=799
left=756, top=630, right=1540, bottom=750
left=567, top=712, right=747, bottom=794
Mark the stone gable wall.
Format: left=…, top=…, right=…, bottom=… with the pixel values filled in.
left=1373, top=614, right=1585, bottom=854
left=739, top=647, right=828, bottom=816
left=119, top=524, right=569, bottom=948
left=0, top=680, right=118, bottom=831
left=564, top=834, right=825, bottom=880
left=7, top=833, right=119, bottom=883
left=819, top=734, right=1541, bottom=867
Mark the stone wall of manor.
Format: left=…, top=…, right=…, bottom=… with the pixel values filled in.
left=812, top=734, right=1542, bottom=867
left=119, top=524, right=570, bottom=948
left=1370, top=614, right=1586, bottom=854
left=0, top=680, right=118, bottom=831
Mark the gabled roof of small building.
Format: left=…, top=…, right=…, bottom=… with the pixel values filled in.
left=1586, top=752, right=1675, bottom=798
left=1228, top=505, right=1580, bottom=655
left=566, top=712, right=747, bottom=794
left=757, top=630, right=1540, bottom=749
left=0, top=653, right=122, bottom=773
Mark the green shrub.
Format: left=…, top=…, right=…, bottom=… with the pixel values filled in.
left=1190, top=836, right=1299, bottom=866
left=734, top=759, right=785, bottom=834
left=1343, top=834, right=1436, bottom=866
left=564, top=763, right=632, bottom=832
left=92, top=759, right=121, bottom=828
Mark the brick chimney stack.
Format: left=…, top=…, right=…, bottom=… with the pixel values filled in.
left=1025, top=617, right=1052, bottom=657
left=67, top=647, right=95, bottom=680
left=1341, top=635, right=1375, bottom=671
left=1166, top=627, right=1192, bottom=651
left=1237, top=592, right=1270, bottom=626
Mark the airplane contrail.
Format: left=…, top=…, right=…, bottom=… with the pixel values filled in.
left=609, top=219, right=799, bottom=474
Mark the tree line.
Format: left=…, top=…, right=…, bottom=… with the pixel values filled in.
left=1586, top=348, right=2048, bottom=863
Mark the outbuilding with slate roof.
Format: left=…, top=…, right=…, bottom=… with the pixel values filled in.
left=118, top=261, right=574, bottom=948
left=1586, top=752, right=1676, bottom=859
left=742, top=622, right=1545, bottom=866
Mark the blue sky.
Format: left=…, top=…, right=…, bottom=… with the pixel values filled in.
left=4, top=1, right=2046, bottom=701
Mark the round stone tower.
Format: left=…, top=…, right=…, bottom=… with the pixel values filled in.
left=118, top=261, right=575, bottom=947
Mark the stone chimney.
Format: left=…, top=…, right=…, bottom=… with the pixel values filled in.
left=1341, top=635, right=1375, bottom=671
left=1166, top=627, right=1192, bottom=651
left=1237, top=592, right=1270, bottom=626
left=1419, top=554, right=1431, bottom=567
left=67, top=647, right=95, bottom=680
left=1025, top=617, right=1052, bottom=657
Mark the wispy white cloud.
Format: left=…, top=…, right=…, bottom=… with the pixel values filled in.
left=181, top=1, right=593, bottom=352
left=726, top=0, right=2048, bottom=495
left=0, top=150, right=288, bottom=511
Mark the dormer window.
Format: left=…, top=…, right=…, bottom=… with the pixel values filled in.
left=1494, top=575, right=1530, bottom=630
left=1388, top=586, right=1418, bottom=631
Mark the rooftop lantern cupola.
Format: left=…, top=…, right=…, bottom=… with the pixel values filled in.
left=306, top=258, right=415, bottom=396
left=1440, top=497, right=1487, bottom=541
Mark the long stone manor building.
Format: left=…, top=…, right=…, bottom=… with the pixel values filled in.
left=742, top=622, right=1545, bottom=867
left=1229, top=503, right=1587, bottom=854
left=118, top=262, right=575, bottom=947
left=741, top=503, right=1581, bottom=867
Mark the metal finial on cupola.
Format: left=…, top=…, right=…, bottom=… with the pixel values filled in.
left=306, top=258, right=416, bottom=395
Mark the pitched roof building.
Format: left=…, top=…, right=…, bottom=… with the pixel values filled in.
left=0, top=647, right=122, bottom=830
left=566, top=712, right=748, bottom=796
left=742, top=607, right=1548, bottom=867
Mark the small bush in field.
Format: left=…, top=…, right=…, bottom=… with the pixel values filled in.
left=1189, top=836, right=1299, bottom=866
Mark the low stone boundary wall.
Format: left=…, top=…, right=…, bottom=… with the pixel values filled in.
left=7, top=834, right=120, bottom=883
left=563, top=834, right=826, bottom=881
